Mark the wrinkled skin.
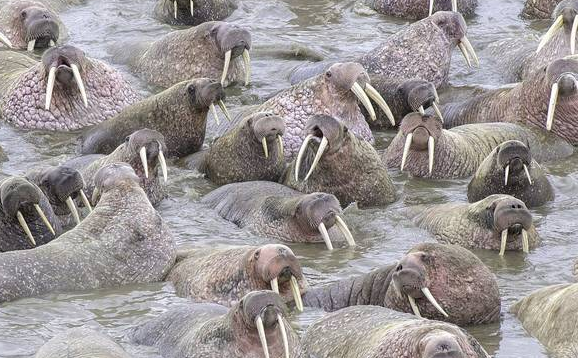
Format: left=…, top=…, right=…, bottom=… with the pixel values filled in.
left=283, top=115, right=396, bottom=208
left=0, top=46, right=139, bottom=131
left=0, top=163, right=176, bottom=304
left=365, top=0, right=477, bottom=20
left=201, top=181, right=350, bottom=246
left=0, top=176, right=62, bottom=252
left=298, top=306, right=489, bottom=358
left=35, top=328, right=131, bottom=358
left=131, top=291, right=300, bottom=358
left=409, top=194, right=540, bottom=252
left=127, top=21, right=250, bottom=89
left=522, top=0, right=563, bottom=18
left=512, top=283, right=578, bottom=357
left=468, top=140, right=554, bottom=208
left=384, top=113, right=572, bottom=179
left=153, top=0, right=238, bottom=26
left=78, top=79, right=225, bottom=158
left=166, top=244, right=306, bottom=307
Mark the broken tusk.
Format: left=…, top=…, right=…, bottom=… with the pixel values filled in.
left=27, top=39, right=36, bottom=52
left=318, top=222, right=334, bottom=250
left=34, top=204, right=55, bottom=235
left=91, top=188, right=100, bottom=205
left=140, top=146, right=149, bottom=179
left=418, top=106, right=426, bottom=115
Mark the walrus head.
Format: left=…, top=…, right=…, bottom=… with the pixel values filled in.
left=206, top=22, right=252, bottom=86
left=399, top=113, right=443, bottom=176
left=92, top=163, right=140, bottom=204
left=537, top=0, right=578, bottom=54
left=187, top=78, right=232, bottom=124
left=399, top=80, right=445, bottom=122
left=0, top=1, right=59, bottom=50
left=430, top=11, right=479, bottom=68
left=495, top=141, right=534, bottom=187
left=542, top=57, right=578, bottom=132
left=0, top=177, right=55, bottom=246
left=120, top=129, right=169, bottom=184
left=246, top=112, right=285, bottom=159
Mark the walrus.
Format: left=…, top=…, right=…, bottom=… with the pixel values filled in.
left=302, top=243, right=500, bottom=326
left=282, top=114, right=396, bottom=208
left=0, top=176, right=62, bottom=252
left=522, top=0, right=563, bottom=18
left=131, top=291, right=299, bottom=358
left=0, top=45, right=140, bottom=131
left=0, top=163, right=176, bottom=304
left=166, top=244, right=306, bottom=310
left=298, top=306, right=490, bottom=358
left=201, top=181, right=356, bottom=250
left=153, top=0, right=238, bottom=26
left=409, top=194, right=540, bottom=255
left=125, top=21, right=251, bottom=89
left=365, top=0, right=478, bottom=20
left=384, top=113, right=572, bottom=179
left=78, top=79, right=229, bottom=158
left=468, top=140, right=554, bottom=208
left=512, top=283, right=578, bottom=357
left=35, top=328, right=131, bottom=358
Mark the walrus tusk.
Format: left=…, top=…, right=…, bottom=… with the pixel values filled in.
left=0, top=32, right=13, bottom=48
left=546, top=82, right=559, bottom=131
left=79, top=189, right=93, bottom=213
left=45, top=66, right=57, bottom=110
left=158, top=147, right=168, bottom=183
left=210, top=103, right=220, bottom=125
left=71, top=64, right=88, bottom=108
left=428, top=0, right=434, bottom=16
left=304, top=137, right=328, bottom=181
left=422, top=287, right=449, bottom=317
left=295, top=134, right=313, bottom=181
left=537, top=15, right=564, bottom=53
left=277, top=314, right=290, bottom=358
left=220, top=50, right=232, bottom=86
left=255, top=316, right=270, bottom=358
left=407, top=295, right=421, bottom=317
left=140, top=147, right=149, bottom=179
left=262, top=137, right=269, bottom=159
left=27, top=39, right=36, bottom=52
left=522, top=229, right=529, bottom=253
left=572, top=15, right=578, bottom=54
left=290, top=275, right=304, bottom=311
left=92, top=188, right=100, bottom=205
left=458, top=36, right=479, bottom=68
left=504, top=165, right=510, bottom=186
left=335, top=216, right=355, bottom=246
left=452, top=0, right=457, bottom=11
left=523, top=164, right=532, bottom=185
left=418, top=106, right=426, bottom=115
left=365, top=83, right=395, bottom=126
left=66, top=196, right=81, bottom=225
left=318, top=222, right=334, bottom=250
left=432, top=102, right=444, bottom=123
left=17, top=211, right=36, bottom=246
left=49, top=40, right=55, bottom=47
left=277, top=135, right=284, bottom=158
left=34, top=204, right=55, bottom=235
left=499, top=229, right=508, bottom=256
left=351, top=82, right=376, bottom=121
left=242, top=49, right=251, bottom=86
left=428, top=136, right=435, bottom=176
left=173, top=0, right=178, bottom=19
left=270, top=277, right=279, bottom=293
left=217, top=100, right=232, bottom=122
left=401, top=133, right=413, bottom=172
left=190, top=0, right=194, bottom=17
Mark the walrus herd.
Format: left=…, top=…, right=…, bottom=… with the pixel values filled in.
left=0, top=0, right=577, bottom=357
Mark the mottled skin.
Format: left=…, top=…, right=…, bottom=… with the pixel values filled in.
left=512, top=283, right=578, bottom=357
left=166, top=244, right=306, bottom=306
left=0, top=177, right=62, bottom=252
left=468, top=140, right=554, bottom=208
left=365, top=0, right=477, bottom=19
left=409, top=194, right=540, bottom=252
left=128, top=21, right=250, bottom=88
left=78, top=79, right=225, bottom=158
left=522, top=0, right=563, bottom=18
left=298, top=306, right=489, bottom=358
left=384, top=113, right=571, bottom=179
left=131, top=291, right=300, bottom=358
left=302, top=243, right=500, bottom=326
left=0, top=163, right=176, bottom=304
left=201, top=181, right=349, bottom=245
left=35, top=328, right=131, bottom=358
left=283, top=115, right=396, bottom=208
left=153, top=0, right=238, bottom=26
left=0, top=46, right=139, bottom=131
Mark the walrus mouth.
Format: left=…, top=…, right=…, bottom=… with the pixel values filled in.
left=172, top=0, right=194, bottom=19
left=429, top=0, right=457, bottom=16
left=26, top=34, right=57, bottom=52
left=209, top=100, right=232, bottom=125
left=503, top=160, right=533, bottom=186
left=393, top=279, right=449, bottom=319
left=499, top=224, right=530, bottom=255
left=352, top=82, right=395, bottom=125
left=221, top=47, right=251, bottom=86
left=401, top=127, right=436, bottom=176
left=546, top=71, right=578, bottom=131
left=139, top=141, right=169, bottom=183
left=0, top=32, right=13, bottom=48
left=270, top=275, right=304, bottom=312
left=45, top=58, right=88, bottom=111
left=255, top=309, right=290, bottom=358
left=417, top=87, right=444, bottom=123
left=493, top=200, right=533, bottom=255
left=318, top=215, right=355, bottom=250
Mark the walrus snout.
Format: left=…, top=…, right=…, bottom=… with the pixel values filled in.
left=555, top=0, right=578, bottom=25
left=190, top=80, right=226, bottom=108
left=39, top=167, right=84, bottom=204
left=493, top=197, right=533, bottom=254
left=422, top=332, right=464, bottom=358
left=214, top=24, right=252, bottom=56
left=241, top=291, right=287, bottom=326
left=124, top=129, right=168, bottom=183
left=252, top=113, right=286, bottom=142
left=431, top=12, right=479, bottom=68
left=22, top=7, right=59, bottom=50
left=393, top=256, right=427, bottom=299
left=0, top=178, right=41, bottom=219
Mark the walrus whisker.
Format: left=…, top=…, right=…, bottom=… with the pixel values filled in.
left=351, top=82, right=376, bottom=121
left=407, top=295, right=421, bottom=317
left=139, top=147, right=149, bottom=179
left=522, top=229, right=529, bottom=253
left=66, top=196, right=81, bottom=225
left=432, top=102, right=444, bottom=123
left=295, top=134, right=313, bottom=181
left=217, top=100, right=232, bottom=122
left=158, top=148, right=168, bottom=183
left=401, top=133, right=413, bottom=172
left=17, top=211, right=36, bottom=246
left=221, top=50, right=232, bottom=86
left=422, top=287, right=449, bottom=317
left=277, top=135, right=284, bottom=159
left=572, top=15, right=578, bottom=54
left=537, top=15, right=564, bottom=53
left=504, top=165, right=510, bottom=186
left=262, top=137, right=269, bottom=159
left=243, top=49, right=251, bottom=86
left=277, top=314, right=290, bottom=358
left=173, top=0, right=178, bottom=19
left=523, top=164, right=533, bottom=185
left=34, top=204, right=55, bottom=235
left=418, top=106, right=426, bottom=115
left=290, top=275, right=304, bottom=312
left=304, top=137, right=328, bottom=181
left=79, top=189, right=93, bottom=213
left=428, top=136, right=435, bottom=176
left=45, top=66, right=57, bottom=110
left=499, top=229, right=508, bottom=256
left=190, top=0, right=194, bottom=17
left=365, top=83, right=395, bottom=126
left=210, top=103, right=220, bottom=125
left=27, top=39, right=36, bottom=52
left=0, top=32, right=13, bottom=48
left=546, top=82, right=559, bottom=131
left=335, top=216, right=355, bottom=246
left=71, top=64, right=88, bottom=108
left=318, top=222, right=334, bottom=250
left=270, top=277, right=279, bottom=293
left=255, top=316, right=270, bottom=358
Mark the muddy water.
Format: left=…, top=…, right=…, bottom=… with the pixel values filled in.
left=0, top=0, right=576, bottom=357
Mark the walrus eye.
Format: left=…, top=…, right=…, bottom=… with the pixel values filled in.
left=325, top=71, right=332, bottom=78
left=124, top=136, right=130, bottom=143
left=21, top=11, right=27, bottom=20
left=187, top=85, right=196, bottom=98
left=254, top=250, right=260, bottom=260
left=396, top=264, right=403, bottom=271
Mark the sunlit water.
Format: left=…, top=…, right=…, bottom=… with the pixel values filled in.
left=0, top=0, right=576, bottom=357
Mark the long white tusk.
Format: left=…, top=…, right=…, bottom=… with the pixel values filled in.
left=277, top=314, right=290, bottom=358
left=210, top=103, right=220, bottom=125
left=422, top=287, right=449, bottom=317
left=242, top=49, right=251, bottom=86
left=17, top=211, right=36, bottom=246
left=401, top=133, right=413, bottom=172
left=34, top=204, right=55, bottom=235
left=428, top=136, right=435, bottom=176
left=546, top=82, right=559, bottom=131
left=290, top=275, right=304, bottom=312
left=220, top=50, right=232, bottom=86
left=45, top=66, right=57, bottom=110
left=523, top=164, right=532, bottom=185
left=452, top=0, right=457, bottom=11
left=173, top=0, right=178, bottom=19
left=522, top=229, right=529, bottom=253
left=572, top=15, right=578, bottom=54
left=418, top=106, right=426, bottom=115
left=255, top=316, right=270, bottom=358
left=365, top=83, right=395, bottom=126
left=428, top=0, right=434, bottom=16
left=408, top=295, right=421, bottom=317
left=433, top=87, right=440, bottom=103
left=318, top=222, right=334, bottom=250
left=294, top=134, right=313, bottom=182
left=262, top=137, right=269, bottom=159
left=504, top=165, right=510, bottom=186
left=459, top=36, right=479, bottom=67
left=91, top=188, right=100, bottom=205
left=218, top=100, right=232, bottom=122
left=140, top=147, right=149, bottom=179
left=66, top=196, right=81, bottom=225
left=335, top=216, right=355, bottom=246
left=277, top=135, right=284, bottom=158
left=158, top=149, right=168, bottom=183
left=71, top=64, right=88, bottom=108
left=0, top=32, right=13, bottom=48
left=537, top=15, right=564, bottom=53
left=432, top=102, right=444, bottom=123
left=270, top=277, right=279, bottom=293
left=190, top=0, right=194, bottom=17
left=458, top=43, right=472, bottom=68
left=499, top=229, right=508, bottom=256
left=304, top=137, right=328, bottom=181
left=79, top=189, right=93, bottom=213
left=27, top=39, right=36, bottom=52
left=351, top=82, right=376, bottom=121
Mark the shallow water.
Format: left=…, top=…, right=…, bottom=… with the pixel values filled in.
left=0, top=0, right=576, bottom=357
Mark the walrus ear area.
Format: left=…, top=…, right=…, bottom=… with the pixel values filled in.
left=186, top=84, right=196, bottom=101
left=20, top=10, right=28, bottom=20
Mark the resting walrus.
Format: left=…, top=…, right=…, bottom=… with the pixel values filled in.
left=365, top=0, right=478, bottom=20
left=0, top=163, right=176, bottom=304
left=131, top=291, right=299, bottom=358
left=522, top=0, right=563, bottom=18
left=35, top=328, right=131, bottom=358
left=0, top=45, right=139, bottom=131
left=201, top=181, right=356, bottom=250
left=153, top=0, right=238, bottom=26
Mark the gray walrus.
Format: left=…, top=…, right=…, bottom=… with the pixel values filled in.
left=467, top=140, right=554, bottom=208
left=153, top=0, right=238, bottom=26
left=282, top=114, right=396, bottom=208
left=0, top=163, right=176, bottom=304
left=298, top=306, right=490, bottom=358
left=201, top=181, right=356, bottom=250
left=131, top=290, right=299, bottom=358
left=0, top=45, right=139, bottom=131
left=35, top=328, right=131, bottom=358
left=522, top=0, right=563, bottom=18
left=365, top=0, right=478, bottom=20
left=409, top=194, right=540, bottom=255
left=78, top=79, right=228, bottom=158
left=302, top=243, right=500, bottom=326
